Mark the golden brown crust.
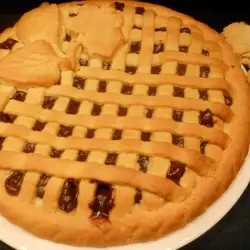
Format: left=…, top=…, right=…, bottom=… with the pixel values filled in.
left=0, top=40, right=71, bottom=87
left=15, top=4, right=61, bottom=46
left=66, top=3, right=125, bottom=58
left=0, top=0, right=249, bottom=248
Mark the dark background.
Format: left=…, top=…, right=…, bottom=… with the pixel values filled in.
left=0, top=1, right=250, bottom=250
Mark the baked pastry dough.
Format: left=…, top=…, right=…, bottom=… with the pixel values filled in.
left=0, top=0, right=249, bottom=247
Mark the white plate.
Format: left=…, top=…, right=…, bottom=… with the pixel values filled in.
left=0, top=65, right=249, bottom=250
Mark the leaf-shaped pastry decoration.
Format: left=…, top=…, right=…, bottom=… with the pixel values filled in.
left=16, top=4, right=60, bottom=45
left=66, top=4, right=125, bottom=59
left=0, top=40, right=71, bottom=88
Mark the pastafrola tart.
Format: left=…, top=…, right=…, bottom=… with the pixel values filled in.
left=0, top=0, right=249, bottom=247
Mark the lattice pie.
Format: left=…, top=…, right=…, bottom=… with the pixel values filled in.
left=0, top=0, right=249, bottom=247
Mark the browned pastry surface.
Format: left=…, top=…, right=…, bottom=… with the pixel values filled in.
left=0, top=0, right=249, bottom=247
left=222, top=22, right=250, bottom=82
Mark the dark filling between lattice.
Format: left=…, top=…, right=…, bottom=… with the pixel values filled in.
left=73, top=77, right=85, bottom=89
left=12, top=91, right=27, bottom=102
left=166, top=161, right=186, bottom=184
left=153, top=43, right=164, bottom=54
left=199, top=109, right=214, bottom=127
left=89, top=181, right=115, bottom=221
left=58, top=179, right=79, bottom=213
left=32, top=120, right=47, bottom=131
left=134, top=155, right=149, bottom=204
left=172, top=134, right=184, bottom=148
left=5, top=171, right=25, bottom=196
left=0, top=38, right=17, bottom=50
left=200, top=140, right=208, bottom=154
left=112, top=129, right=122, bottom=140
left=23, top=142, right=36, bottom=153
left=36, top=174, right=51, bottom=199
left=42, top=96, right=57, bottom=110
left=66, top=99, right=80, bottom=114
left=129, top=42, right=141, bottom=54
left=0, top=113, right=17, bottom=123
left=58, top=125, right=73, bottom=137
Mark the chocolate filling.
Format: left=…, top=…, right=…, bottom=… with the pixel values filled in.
left=112, top=130, right=122, bottom=140
left=0, top=113, right=17, bottom=123
left=98, top=81, right=107, bottom=93
left=0, top=136, right=6, bottom=150
left=141, top=132, right=151, bottom=141
left=199, top=89, right=208, bottom=100
left=42, top=96, right=57, bottom=110
left=134, top=189, right=142, bottom=204
left=79, top=59, right=88, bottom=66
left=77, top=150, right=89, bottom=162
left=103, top=61, right=111, bottom=70
left=58, top=125, right=73, bottom=137
left=5, top=171, right=25, bottom=196
left=66, top=99, right=80, bottom=115
left=58, top=179, right=79, bottom=213
left=172, top=109, right=183, bottom=122
left=151, top=65, right=161, bottom=74
left=23, top=142, right=36, bottom=153
left=65, top=34, right=71, bottom=42
left=167, top=161, right=185, bottom=184
left=0, top=38, right=17, bottom=50
left=132, top=25, right=142, bottom=30
left=114, top=2, right=125, bottom=11
left=173, top=87, right=184, bottom=97
left=243, top=64, right=249, bottom=72
left=118, top=106, right=128, bottom=116
left=12, top=91, right=26, bottom=102
left=129, top=42, right=141, bottom=54
left=91, top=103, right=102, bottom=116
left=199, top=109, right=214, bottom=127
left=172, top=134, right=184, bottom=148
left=177, top=63, right=187, bottom=76
left=69, top=13, right=77, bottom=17
left=36, top=174, right=51, bottom=198
left=153, top=43, right=164, bottom=54
left=224, top=92, right=233, bottom=106
left=73, top=77, right=85, bottom=89
left=89, top=182, right=115, bottom=220
left=137, top=155, right=149, bottom=173
left=135, top=7, right=145, bottom=15
left=32, top=120, right=47, bottom=131
left=134, top=155, right=149, bottom=204
left=105, top=153, right=118, bottom=165
left=121, top=84, right=133, bottom=95
left=145, top=108, right=154, bottom=118
left=180, top=27, right=191, bottom=34
left=148, top=86, right=157, bottom=96
left=179, top=45, right=188, bottom=53
left=200, top=65, right=210, bottom=78
left=202, top=49, right=209, bottom=56
left=155, top=27, right=167, bottom=32
left=50, top=148, right=64, bottom=158
left=85, top=129, right=95, bottom=139
left=200, top=140, right=208, bottom=154
left=125, top=66, right=137, bottom=75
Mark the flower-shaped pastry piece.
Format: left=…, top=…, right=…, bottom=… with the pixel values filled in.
left=16, top=4, right=61, bottom=46
left=0, top=40, right=71, bottom=88
left=66, top=4, right=125, bottom=59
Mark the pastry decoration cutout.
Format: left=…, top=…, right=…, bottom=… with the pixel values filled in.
left=15, top=4, right=61, bottom=46
left=66, top=4, right=125, bottom=58
left=0, top=40, right=71, bottom=87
